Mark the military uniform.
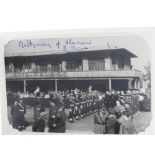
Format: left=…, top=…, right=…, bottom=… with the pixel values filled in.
left=68, top=105, right=74, bottom=122
left=74, top=104, right=80, bottom=120
left=105, top=114, right=116, bottom=134
left=11, top=101, right=26, bottom=130
left=79, top=103, right=84, bottom=118
left=104, top=93, right=111, bottom=110
left=32, top=106, right=47, bottom=132
left=48, top=106, right=66, bottom=133
left=94, top=109, right=108, bottom=134
left=48, top=105, right=58, bottom=132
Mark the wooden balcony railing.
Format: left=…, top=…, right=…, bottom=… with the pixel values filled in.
left=5, top=70, right=142, bottom=79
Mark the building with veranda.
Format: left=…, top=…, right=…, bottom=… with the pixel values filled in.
left=5, top=47, right=142, bottom=93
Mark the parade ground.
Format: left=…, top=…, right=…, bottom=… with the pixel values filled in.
left=66, top=112, right=151, bottom=134
left=7, top=106, right=151, bottom=134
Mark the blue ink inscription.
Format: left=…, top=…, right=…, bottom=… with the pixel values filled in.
left=65, top=38, right=92, bottom=46
left=18, top=40, right=52, bottom=48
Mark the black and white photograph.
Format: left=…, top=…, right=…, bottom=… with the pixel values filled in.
left=4, top=33, right=151, bottom=134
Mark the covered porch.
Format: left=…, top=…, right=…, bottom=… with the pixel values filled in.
left=6, top=77, right=140, bottom=93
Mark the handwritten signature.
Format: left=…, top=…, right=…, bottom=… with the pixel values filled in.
left=18, top=40, right=52, bottom=48
left=18, top=39, right=92, bottom=50
left=56, top=39, right=92, bottom=49
left=65, top=39, right=91, bottom=45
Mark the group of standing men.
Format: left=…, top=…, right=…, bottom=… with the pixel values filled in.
left=32, top=101, right=66, bottom=133
left=11, top=98, right=66, bottom=133
left=94, top=91, right=144, bottom=134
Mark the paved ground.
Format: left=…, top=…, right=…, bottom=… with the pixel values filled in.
left=23, top=112, right=152, bottom=134
left=66, top=112, right=151, bottom=134
left=18, top=114, right=94, bottom=134
left=66, top=115, right=94, bottom=133
left=133, top=112, right=151, bottom=133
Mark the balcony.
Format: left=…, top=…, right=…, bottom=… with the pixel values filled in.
left=5, top=69, right=142, bottom=80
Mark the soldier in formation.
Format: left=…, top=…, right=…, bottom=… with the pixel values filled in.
left=66, top=91, right=103, bottom=122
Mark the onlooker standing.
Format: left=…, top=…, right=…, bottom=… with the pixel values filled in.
left=139, top=93, right=145, bottom=111
left=11, top=100, right=20, bottom=129
left=105, top=114, right=116, bottom=134
left=48, top=101, right=58, bottom=132
left=32, top=104, right=47, bottom=132
left=94, top=108, right=108, bottom=134
left=119, top=113, right=136, bottom=134
left=11, top=99, right=26, bottom=131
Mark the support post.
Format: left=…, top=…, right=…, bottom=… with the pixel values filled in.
left=23, top=80, right=26, bottom=93
left=128, top=79, right=132, bottom=90
left=137, top=79, right=140, bottom=89
left=55, top=79, right=58, bottom=92
left=134, top=79, right=137, bottom=89
left=109, top=78, right=112, bottom=91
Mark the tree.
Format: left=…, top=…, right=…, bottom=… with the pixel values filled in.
left=143, top=62, right=151, bottom=88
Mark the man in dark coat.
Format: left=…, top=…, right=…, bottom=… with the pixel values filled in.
left=68, top=105, right=74, bottom=122
left=74, top=104, right=80, bottom=120
left=79, top=103, right=84, bottom=118
left=105, top=114, right=116, bottom=134
left=11, top=100, right=20, bottom=129
left=94, top=107, right=109, bottom=134
left=18, top=99, right=26, bottom=130
left=55, top=107, right=67, bottom=133
left=32, top=104, right=47, bottom=132
left=48, top=101, right=58, bottom=132
left=11, top=99, right=26, bottom=131
left=104, top=91, right=112, bottom=110
left=48, top=101, right=66, bottom=133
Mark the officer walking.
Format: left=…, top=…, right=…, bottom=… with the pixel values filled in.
left=32, top=104, right=47, bottom=132
left=48, top=101, right=58, bottom=132
left=48, top=101, right=67, bottom=133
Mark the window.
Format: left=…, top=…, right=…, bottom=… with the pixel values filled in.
left=66, top=61, right=82, bottom=71
left=88, top=59, right=105, bottom=70
left=40, top=64, right=48, bottom=72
